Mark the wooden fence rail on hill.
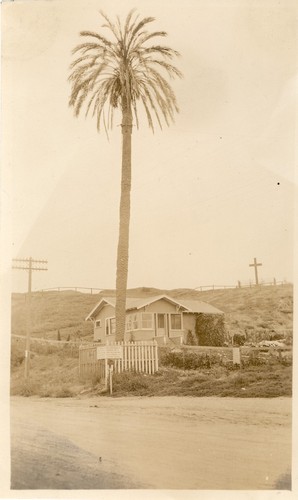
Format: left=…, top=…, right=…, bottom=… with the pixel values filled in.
left=31, top=280, right=290, bottom=294
left=79, top=341, right=159, bottom=381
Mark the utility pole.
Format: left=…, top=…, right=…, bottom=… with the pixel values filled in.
left=249, top=257, right=262, bottom=286
left=12, top=257, right=48, bottom=379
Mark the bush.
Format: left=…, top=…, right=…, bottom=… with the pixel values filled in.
left=54, top=386, right=74, bottom=398
left=15, top=380, right=40, bottom=397
left=160, top=350, right=217, bottom=370
left=11, top=350, right=25, bottom=368
left=195, top=314, right=226, bottom=346
left=186, top=329, right=196, bottom=345
left=269, top=332, right=284, bottom=341
left=112, top=372, right=149, bottom=394
left=233, top=334, right=246, bottom=346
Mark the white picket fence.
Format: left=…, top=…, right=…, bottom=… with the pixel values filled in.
left=79, top=340, right=159, bottom=380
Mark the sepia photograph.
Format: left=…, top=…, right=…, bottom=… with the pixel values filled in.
left=0, top=0, right=297, bottom=497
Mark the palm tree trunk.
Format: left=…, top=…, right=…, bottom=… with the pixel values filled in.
left=115, top=100, right=132, bottom=342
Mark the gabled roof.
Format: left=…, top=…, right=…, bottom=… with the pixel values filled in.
left=85, top=294, right=223, bottom=321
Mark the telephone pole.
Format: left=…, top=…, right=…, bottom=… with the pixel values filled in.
left=12, top=257, right=48, bottom=379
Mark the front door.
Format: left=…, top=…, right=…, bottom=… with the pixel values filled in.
left=156, top=313, right=166, bottom=337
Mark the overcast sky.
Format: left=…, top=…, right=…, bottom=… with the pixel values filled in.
left=2, top=0, right=297, bottom=293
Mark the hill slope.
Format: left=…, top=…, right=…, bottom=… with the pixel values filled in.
left=11, top=284, right=293, bottom=343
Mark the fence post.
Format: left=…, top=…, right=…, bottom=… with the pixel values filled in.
left=138, top=343, right=142, bottom=372
left=144, top=342, right=148, bottom=373
left=109, top=364, right=113, bottom=395
left=148, top=343, right=152, bottom=374
left=105, top=358, right=108, bottom=390
left=155, top=342, right=158, bottom=372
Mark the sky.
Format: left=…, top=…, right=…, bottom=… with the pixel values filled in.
left=1, top=0, right=297, bottom=293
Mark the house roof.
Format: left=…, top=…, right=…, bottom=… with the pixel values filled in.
left=85, top=294, right=223, bottom=321
left=178, top=299, right=224, bottom=315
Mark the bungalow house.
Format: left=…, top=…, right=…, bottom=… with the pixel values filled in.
left=85, top=295, right=224, bottom=345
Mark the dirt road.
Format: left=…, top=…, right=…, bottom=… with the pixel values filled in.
left=11, top=396, right=291, bottom=490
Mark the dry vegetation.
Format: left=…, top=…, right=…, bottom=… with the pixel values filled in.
left=11, top=283, right=293, bottom=342
left=11, top=284, right=293, bottom=398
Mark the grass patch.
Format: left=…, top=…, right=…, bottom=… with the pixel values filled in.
left=109, top=364, right=292, bottom=398
left=11, top=341, right=292, bottom=399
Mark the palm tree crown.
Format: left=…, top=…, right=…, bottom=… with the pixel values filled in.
left=68, top=10, right=182, bottom=131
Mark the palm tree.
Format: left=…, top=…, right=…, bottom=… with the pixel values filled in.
left=68, top=10, right=182, bottom=341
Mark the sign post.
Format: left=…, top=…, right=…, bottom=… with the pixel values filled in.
left=97, top=345, right=123, bottom=393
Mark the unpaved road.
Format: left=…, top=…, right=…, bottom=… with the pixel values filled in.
left=11, top=396, right=291, bottom=490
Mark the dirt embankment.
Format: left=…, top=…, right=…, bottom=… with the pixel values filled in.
left=10, top=396, right=291, bottom=490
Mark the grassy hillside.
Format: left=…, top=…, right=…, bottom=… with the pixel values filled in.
left=11, top=283, right=293, bottom=343
left=10, top=284, right=293, bottom=398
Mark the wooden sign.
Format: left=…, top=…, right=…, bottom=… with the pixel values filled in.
left=97, top=345, right=123, bottom=360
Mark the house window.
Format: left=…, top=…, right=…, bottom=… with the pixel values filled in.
left=170, top=314, right=182, bottom=330
left=132, top=313, right=139, bottom=330
left=126, top=315, right=132, bottom=331
left=141, top=313, right=153, bottom=329
left=105, top=317, right=116, bottom=336
left=95, top=320, right=101, bottom=328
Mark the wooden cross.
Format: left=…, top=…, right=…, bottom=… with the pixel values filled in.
left=249, top=257, right=262, bottom=285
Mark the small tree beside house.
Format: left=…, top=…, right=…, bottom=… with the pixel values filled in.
left=195, top=313, right=226, bottom=347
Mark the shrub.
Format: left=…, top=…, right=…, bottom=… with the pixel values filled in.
left=195, top=314, right=226, bottom=346
left=244, top=351, right=266, bottom=367
left=186, top=329, right=196, bottom=345
left=15, top=380, right=40, bottom=397
left=233, top=334, right=246, bottom=346
left=54, top=386, right=74, bottom=398
left=112, top=372, right=149, bottom=393
left=11, top=350, right=25, bottom=368
left=160, top=350, right=218, bottom=370
left=269, top=332, right=284, bottom=341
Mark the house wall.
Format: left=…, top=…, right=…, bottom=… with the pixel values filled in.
left=183, top=314, right=196, bottom=333
left=128, top=330, right=155, bottom=342
left=94, top=304, right=116, bottom=342
left=146, top=300, right=185, bottom=340
left=145, top=299, right=178, bottom=313
left=92, top=299, right=196, bottom=344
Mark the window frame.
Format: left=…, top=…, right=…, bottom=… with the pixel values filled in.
left=141, top=312, right=154, bottom=330
left=105, top=316, right=116, bottom=336
left=125, top=312, right=154, bottom=331
left=170, top=313, right=183, bottom=330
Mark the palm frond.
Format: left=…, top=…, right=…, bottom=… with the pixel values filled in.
left=146, top=59, right=183, bottom=79
left=100, top=10, right=121, bottom=43
left=131, top=31, right=167, bottom=51
left=80, top=31, right=112, bottom=47
left=131, top=17, right=155, bottom=39
left=68, top=10, right=182, bottom=132
left=141, top=45, right=181, bottom=59
left=124, top=9, right=137, bottom=35
left=72, top=43, right=103, bottom=55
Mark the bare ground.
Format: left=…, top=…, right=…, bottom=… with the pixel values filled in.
left=11, top=396, right=292, bottom=490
